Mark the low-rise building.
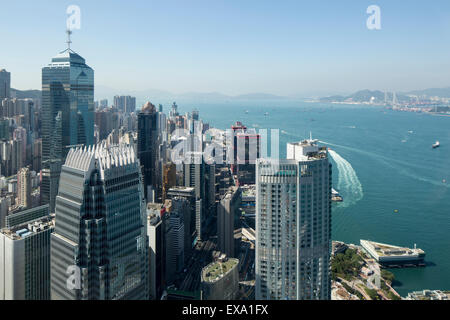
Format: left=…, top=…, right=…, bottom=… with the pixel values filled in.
left=201, top=253, right=239, bottom=300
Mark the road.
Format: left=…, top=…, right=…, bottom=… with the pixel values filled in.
left=179, top=237, right=217, bottom=292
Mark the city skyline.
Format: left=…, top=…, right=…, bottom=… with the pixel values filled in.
left=0, top=0, right=449, bottom=305
left=2, top=0, right=450, bottom=97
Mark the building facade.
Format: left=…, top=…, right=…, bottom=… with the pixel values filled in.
left=0, top=213, right=54, bottom=300
left=50, top=143, right=148, bottom=300
left=0, top=69, right=10, bottom=100
left=255, top=140, right=332, bottom=300
left=41, top=49, right=94, bottom=212
left=137, top=102, right=158, bottom=201
left=113, top=95, right=136, bottom=114
left=147, top=212, right=165, bottom=300
left=183, top=152, right=206, bottom=241
left=17, top=167, right=32, bottom=209
left=217, top=186, right=241, bottom=258
left=164, top=210, right=184, bottom=285
left=201, top=254, right=239, bottom=300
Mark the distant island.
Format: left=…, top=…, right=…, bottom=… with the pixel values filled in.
left=11, top=88, right=41, bottom=100
left=315, top=88, right=450, bottom=107
left=9, top=88, right=285, bottom=104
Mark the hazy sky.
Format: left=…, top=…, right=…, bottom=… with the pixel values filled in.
left=2, top=0, right=450, bottom=97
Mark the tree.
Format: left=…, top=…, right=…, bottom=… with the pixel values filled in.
left=381, top=270, right=395, bottom=284
left=365, top=288, right=380, bottom=300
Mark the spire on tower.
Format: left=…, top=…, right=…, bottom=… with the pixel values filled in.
left=66, top=29, right=72, bottom=50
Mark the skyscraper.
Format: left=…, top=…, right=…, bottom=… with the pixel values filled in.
left=137, top=102, right=158, bottom=201
left=41, top=44, right=94, bottom=212
left=162, top=162, right=176, bottom=201
left=0, top=69, right=10, bottom=100
left=17, top=167, right=31, bottom=209
left=169, top=102, right=179, bottom=119
left=230, top=122, right=261, bottom=186
left=183, top=152, right=206, bottom=241
left=167, top=187, right=196, bottom=248
left=184, top=152, right=205, bottom=200
left=217, top=186, right=241, bottom=258
left=255, top=139, right=332, bottom=300
left=164, top=208, right=185, bottom=285
left=171, top=197, right=192, bottom=263
left=147, top=211, right=166, bottom=300
left=0, top=210, right=54, bottom=300
left=113, top=96, right=136, bottom=114
left=50, top=143, right=149, bottom=300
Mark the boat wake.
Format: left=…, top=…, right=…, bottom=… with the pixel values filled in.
left=327, top=149, right=364, bottom=208
left=321, top=140, right=450, bottom=189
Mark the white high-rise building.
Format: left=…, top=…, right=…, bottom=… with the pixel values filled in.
left=17, top=167, right=31, bottom=209
left=255, top=139, right=332, bottom=300
left=0, top=209, right=54, bottom=300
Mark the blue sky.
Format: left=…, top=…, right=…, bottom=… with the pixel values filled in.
left=1, top=0, right=450, bottom=97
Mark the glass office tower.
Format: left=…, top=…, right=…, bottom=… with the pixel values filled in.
left=137, top=102, right=159, bottom=201
left=50, top=143, right=149, bottom=300
left=41, top=49, right=94, bottom=212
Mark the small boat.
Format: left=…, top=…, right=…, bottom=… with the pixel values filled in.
left=264, top=112, right=269, bottom=116
left=245, top=110, right=249, bottom=114
left=432, top=141, right=440, bottom=149
left=331, top=188, right=343, bottom=202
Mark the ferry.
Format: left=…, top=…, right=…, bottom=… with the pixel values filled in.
left=331, top=188, right=343, bottom=202
left=432, top=141, right=440, bottom=149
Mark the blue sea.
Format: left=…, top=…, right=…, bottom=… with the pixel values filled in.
left=168, top=99, right=450, bottom=297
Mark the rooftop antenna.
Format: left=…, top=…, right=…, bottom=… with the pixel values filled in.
left=66, top=29, right=72, bottom=50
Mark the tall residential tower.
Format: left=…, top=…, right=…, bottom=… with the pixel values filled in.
left=0, top=69, right=11, bottom=99
left=137, top=102, right=159, bottom=201
left=255, top=139, right=332, bottom=300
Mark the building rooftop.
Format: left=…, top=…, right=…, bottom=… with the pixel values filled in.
left=141, top=101, right=156, bottom=113
left=147, top=202, right=164, bottom=211
left=287, top=139, right=328, bottom=161
left=168, top=186, right=195, bottom=193
left=241, top=185, right=256, bottom=199
left=46, top=49, right=89, bottom=67
left=361, top=240, right=425, bottom=258
left=223, top=186, right=239, bottom=199
left=407, top=290, right=450, bottom=300
left=202, top=257, right=239, bottom=283
left=1, top=215, right=54, bottom=240
left=64, top=142, right=137, bottom=177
